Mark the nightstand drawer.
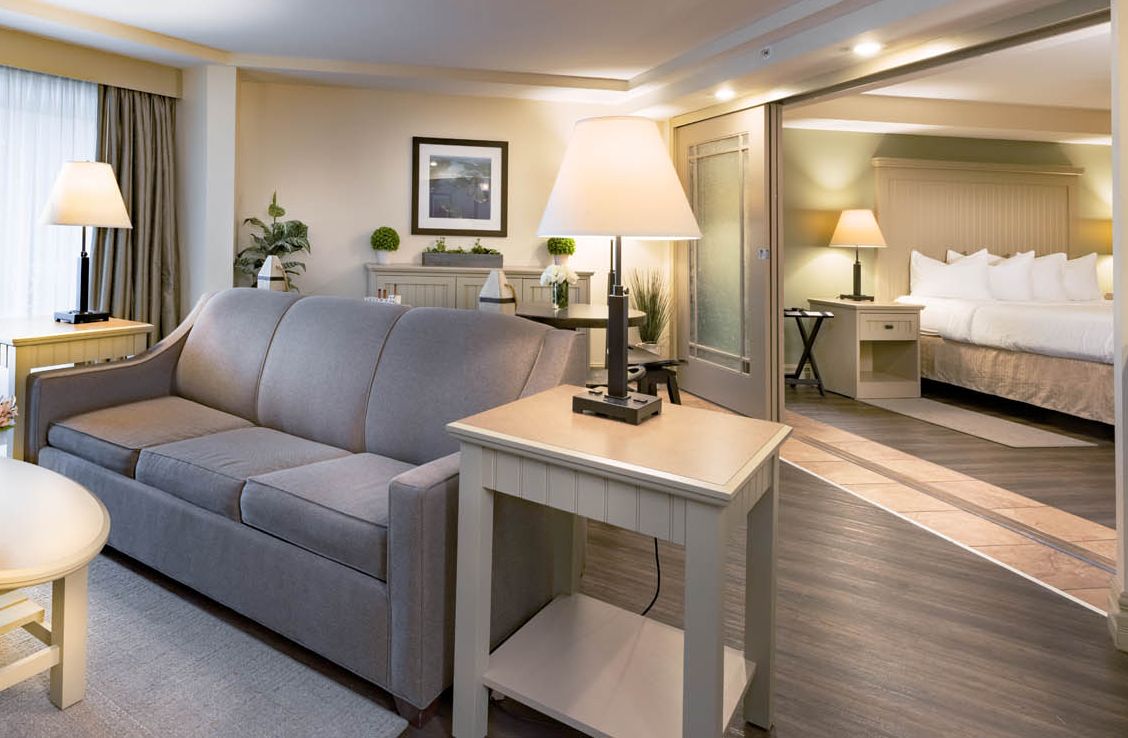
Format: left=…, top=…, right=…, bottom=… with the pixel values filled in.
left=859, top=313, right=918, bottom=341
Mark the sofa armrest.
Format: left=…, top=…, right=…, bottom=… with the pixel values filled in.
left=386, top=451, right=461, bottom=709
left=23, top=294, right=209, bottom=463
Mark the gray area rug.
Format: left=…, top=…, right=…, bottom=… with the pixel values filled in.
left=863, top=397, right=1096, bottom=448
left=0, top=556, right=407, bottom=738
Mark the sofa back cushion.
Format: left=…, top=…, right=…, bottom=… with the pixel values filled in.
left=175, top=289, right=301, bottom=420
left=257, top=297, right=408, bottom=451
left=366, top=308, right=549, bottom=464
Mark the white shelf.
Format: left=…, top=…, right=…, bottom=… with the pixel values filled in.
left=483, top=593, right=754, bottom=738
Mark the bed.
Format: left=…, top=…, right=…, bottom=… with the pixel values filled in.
left=895, top=296, right=1113, bottom=424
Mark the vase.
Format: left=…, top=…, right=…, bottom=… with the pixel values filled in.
left=552, top=254, right=570, bottom=267
left=375, top=250, right=391, bottom=265
left=551, top=282, right=570, bottom=311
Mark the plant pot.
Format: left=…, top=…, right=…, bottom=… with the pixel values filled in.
left=552, top=254, right=570, bottom=267
left=422, top=252, right=503, bottom=268
left=374, top=250, right=392, bottom=265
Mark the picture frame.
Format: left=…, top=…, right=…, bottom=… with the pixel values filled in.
left=411, top=136, right=508, bottom=237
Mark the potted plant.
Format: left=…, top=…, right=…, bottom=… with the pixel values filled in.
left=540, top=264, right=579, bottom=311
left=422, top=237, right=503, bottom=268
left=0, top=396, right=16, bottom=433
left=235, top=192, right=311, bottom=291
left=630, top=269, right=671, bottom=354
left=370, top=226, right=400, bottom=265
left=546, top=237, right=575, bottom=266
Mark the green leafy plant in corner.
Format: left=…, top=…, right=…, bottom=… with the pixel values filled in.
left=235, top=192, right=311, bottom=290
left=630, top=269, right=671, bottom=345
left=546, top=237, right=575, bottom=256
left=370, top=226, right=400, bottom=252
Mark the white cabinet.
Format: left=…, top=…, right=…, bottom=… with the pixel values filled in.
left=366, top=264, right=593, bottom=310
left=808, top=298, right=923, bottom=399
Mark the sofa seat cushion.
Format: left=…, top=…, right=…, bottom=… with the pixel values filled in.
left=136, top=427, right=350, bottom=521
left=241, top=453, right=414, bottom=580
left=48, top=396, right=254, bottom=477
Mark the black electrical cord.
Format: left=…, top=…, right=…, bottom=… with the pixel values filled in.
left=641, top=536, right=661, bottom=616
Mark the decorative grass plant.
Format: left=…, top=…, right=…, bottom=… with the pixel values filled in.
left=630, top=269, right=670, bottom=345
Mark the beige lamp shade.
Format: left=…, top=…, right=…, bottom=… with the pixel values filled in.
left=829, top=209, right=885, bottom=249
left=42, top=161, right=132, bottom=228
left=537, top=116, right=701, bottom=240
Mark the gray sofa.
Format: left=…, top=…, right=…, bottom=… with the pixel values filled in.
left=25, top=288, right=585, bottom=721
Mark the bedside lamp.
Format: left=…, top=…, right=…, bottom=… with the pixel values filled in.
left=538, top=116, right=701, bottom=424
left=42, top=161, right=132, bottom=323
left=829, top=208, right=885, bottom=302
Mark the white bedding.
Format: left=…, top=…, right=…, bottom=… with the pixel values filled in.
left=895, top=296, right=1113, bottom=364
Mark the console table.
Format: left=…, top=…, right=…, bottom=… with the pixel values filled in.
left=448, top=385, right=791, bottom=737
left=365, top=263, right=593, bottom=309
left=0, top=317, right=154, bottom=460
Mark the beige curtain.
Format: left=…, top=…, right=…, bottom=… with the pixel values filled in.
left=92, top=85, right=180, bottom=336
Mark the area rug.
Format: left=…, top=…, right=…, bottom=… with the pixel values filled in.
left=0, top=556, right=407, bottom=738
left=863, top=397, right=1096, bottom=448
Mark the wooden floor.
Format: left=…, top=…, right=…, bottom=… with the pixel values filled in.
left=786, top=382, right=1116, bottom=528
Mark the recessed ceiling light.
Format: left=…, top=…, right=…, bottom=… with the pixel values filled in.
left=714, top=87, right=736, bottom=101
left=852, top=40, right=883, bottom=58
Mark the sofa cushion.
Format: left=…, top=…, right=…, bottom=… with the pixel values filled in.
left=136, top=427, right=349, bottom=521
left=241, top=453, right=414, bottom=580
left=48, top=396, right=253, bottom=477
left=174, top=288, right=301, bottom=421
left=365, top=308, right=550, bottom=465
left=256, top=297, right=408, bottom=452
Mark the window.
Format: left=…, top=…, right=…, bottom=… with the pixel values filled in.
left=0, top=65, right=98, bottom=318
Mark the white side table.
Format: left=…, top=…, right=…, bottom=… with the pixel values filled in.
left=807, top=298, right=923, bottom=399
left=0, top=317, right=153, bottom=460
left=448, top=385, right=790, bottom=738
left=0, top=459, right=110, bottom=708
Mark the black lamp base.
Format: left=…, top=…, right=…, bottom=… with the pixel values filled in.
left=573, top=388, right=662, bottom=425
left=55, top=310, right=110, bottom=324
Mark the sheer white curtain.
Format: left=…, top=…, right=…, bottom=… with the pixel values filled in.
left=0, top=66, right=98, bottom=319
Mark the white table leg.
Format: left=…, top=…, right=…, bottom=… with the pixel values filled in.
left=452, top=444, right=494, bottom=738
left=683, top=501, right=726, bottom=737
left=744, top=455, right=779, bottom=729
left=49, top=565, right=90, bottom=709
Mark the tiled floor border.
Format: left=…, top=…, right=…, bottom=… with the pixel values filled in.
left=781, top=409, right=1115, bottom=613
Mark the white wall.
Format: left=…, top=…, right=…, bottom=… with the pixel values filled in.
left=178, top=64, right=238, bottom=314
left=235, top=80, right=671, bottom=362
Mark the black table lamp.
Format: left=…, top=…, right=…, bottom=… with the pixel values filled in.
left=42, top=161, right=132, bottom=323
left=829, top=208, right=886, bottom=302
left=537, top=116, right=701, bottom=424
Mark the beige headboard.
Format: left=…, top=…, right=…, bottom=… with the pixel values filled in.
left=872, top=157, right=1082, bottom=300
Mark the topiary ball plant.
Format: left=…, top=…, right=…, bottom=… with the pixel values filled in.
left=546, top=237, right=576, bottom=256
left=370, top=226, right=400, bottom=252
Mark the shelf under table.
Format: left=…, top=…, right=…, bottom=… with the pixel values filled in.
left=483, top=593, right=754, bottom=738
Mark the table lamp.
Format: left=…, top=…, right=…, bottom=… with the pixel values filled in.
left=829, top=208, right=885, bottom=302
left=42, top=161, right=132, bottom=323
left=538, top=116, right=701, bottom=424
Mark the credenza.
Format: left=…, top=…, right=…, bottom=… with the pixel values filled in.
left=365, top=264, right=593, bottom=309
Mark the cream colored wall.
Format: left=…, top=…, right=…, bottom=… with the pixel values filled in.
left=782, top=128, right=1114, bottom=363
left=236, top=80, right=670, bottom=364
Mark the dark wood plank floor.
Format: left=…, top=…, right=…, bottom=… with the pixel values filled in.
left=132, top=465, right=1128, bottom=737
left=786, top=381, right=1116, bottom=528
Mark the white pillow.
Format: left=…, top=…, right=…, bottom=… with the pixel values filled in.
left=986, top=251, right=1034, bottom=301
left=1030, top=253, right=1068, bottom=301
left=910, top=250, right=991, bottom=299
left=1063, top=253, right=1102, bottom=301
left=946, top=248, right=992, bottom=264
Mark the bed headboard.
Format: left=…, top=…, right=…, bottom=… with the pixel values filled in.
left=872, top=157, right=1082, bottom=300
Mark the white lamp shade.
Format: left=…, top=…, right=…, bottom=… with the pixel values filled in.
left=829, top=209, right=885, bottom=248
left=42, top=161, right=132, bottom=228
left=537, top=116, right=701, bottom=240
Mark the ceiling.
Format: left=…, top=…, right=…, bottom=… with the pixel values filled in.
left=0, top=0, right=1108, bottom=115
left=868, top=22, right=1110, bottom=109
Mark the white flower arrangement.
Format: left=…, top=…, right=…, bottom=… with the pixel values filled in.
left=539, top=264, right=579, bottom=287
left=0, top=396, right=16, bottom=432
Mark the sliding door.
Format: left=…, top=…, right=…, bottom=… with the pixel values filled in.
left=674, top=105, right=781, bottom=419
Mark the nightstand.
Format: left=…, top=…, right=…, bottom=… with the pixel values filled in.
left=807, top=298, right=923, bottom=399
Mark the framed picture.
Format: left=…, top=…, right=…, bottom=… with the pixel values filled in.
left=412, top=137, right=508, bottom=237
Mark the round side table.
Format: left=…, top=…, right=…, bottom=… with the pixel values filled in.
left=0, top=459, right=110, bottom=709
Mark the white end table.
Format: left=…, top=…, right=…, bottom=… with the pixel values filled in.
left=448, top=385, right=790, bottom=737
left=0, top=317, right=154, bottom=460
left=0, top=459, right=110, bottom=708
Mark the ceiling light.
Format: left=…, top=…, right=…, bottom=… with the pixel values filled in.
left=852, top=40, right=883, bottom=58
left=714, top=87, right=736, bottom=101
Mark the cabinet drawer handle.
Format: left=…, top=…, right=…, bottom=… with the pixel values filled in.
left=884, top=324, right=894, bottom=330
